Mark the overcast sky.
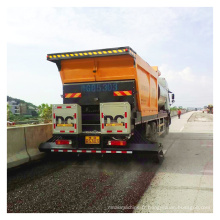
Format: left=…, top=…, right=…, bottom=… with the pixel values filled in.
left=7, top=7, right=213, bottom=108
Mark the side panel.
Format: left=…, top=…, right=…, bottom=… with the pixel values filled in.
left=100, top=102, right=131, bottom=134
left=52, top=104, right=82, bottom=134
left=135, top=55, right=158, bottom=117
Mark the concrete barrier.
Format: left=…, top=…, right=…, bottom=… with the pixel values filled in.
left=7, top=123, right=53, bottom=169
left=25, top=124, right=53, bottom=160
left=7, top=127, right=30, bottom=169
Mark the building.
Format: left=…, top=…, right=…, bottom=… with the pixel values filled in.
left=7, top=100, right=20, bottom=115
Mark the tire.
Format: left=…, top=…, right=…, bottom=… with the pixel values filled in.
left=153, top=150, right=164, bottom=164
left=147, top=122, right=158, bottom=142
left=161, top=120, right=169, bottom=138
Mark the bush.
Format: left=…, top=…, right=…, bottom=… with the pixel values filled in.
left=38, top=103, right=52, bottom=123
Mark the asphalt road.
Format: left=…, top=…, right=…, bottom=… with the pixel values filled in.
left=7, top=111, right=213, bottom=213
left=7, top=150, right=160, bottom=213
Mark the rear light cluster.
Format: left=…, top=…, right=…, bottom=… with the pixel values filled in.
left=107, top=140, right=127, bottom=146
left=55, top=140, right=72, bottom=145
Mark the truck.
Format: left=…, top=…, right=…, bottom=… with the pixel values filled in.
left=39, top=47, right=175, bottom=163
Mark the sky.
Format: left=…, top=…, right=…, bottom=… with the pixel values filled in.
left=7, top=7, right=213, bottom=108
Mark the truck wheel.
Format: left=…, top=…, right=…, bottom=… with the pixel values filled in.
left=147, top=122, right=158, bottom=142
left=161, top=120, right=169, bottom=138
left=153, top=150, right=164, bottom=164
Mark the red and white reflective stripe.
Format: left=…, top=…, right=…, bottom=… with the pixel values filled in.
left=101, top=112, right=105, bottom=131
left=124, top=110, right=128, bottom=132
left=74, top=114, right=77, bottom=132
left=51, top=149, right=132, bottom=154
left=55, top=105, right=76, bottom=109
left=53, top=113, right=56, bottom=129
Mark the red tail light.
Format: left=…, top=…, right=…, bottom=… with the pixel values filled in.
left=107, top=140, right=127, bottom=146
left=55, top=140, right=72, bottom=145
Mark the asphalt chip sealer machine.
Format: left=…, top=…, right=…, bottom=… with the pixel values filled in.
left=39, top=47, right=175, bottom=163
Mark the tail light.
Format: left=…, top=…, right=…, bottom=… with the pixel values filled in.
left=107, top=140, right=127, bottom=146
left=55, top=140, right=72, bottom=145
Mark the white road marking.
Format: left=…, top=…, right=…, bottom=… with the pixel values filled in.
left=180, top=126, right=184, bottom=132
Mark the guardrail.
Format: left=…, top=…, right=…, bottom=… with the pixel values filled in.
left=7, top=124, right=52, bottom=169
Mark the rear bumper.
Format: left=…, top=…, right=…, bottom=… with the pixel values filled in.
left=39, top=140, right=162, bottom=153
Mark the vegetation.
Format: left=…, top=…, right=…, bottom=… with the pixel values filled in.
left=38, top=103, right=52, bottom=123
left=170, top=106, right=184, bottom=111
left=7, top=104, right=14, bottom=121
left=7, top=96, right=53, bottom=125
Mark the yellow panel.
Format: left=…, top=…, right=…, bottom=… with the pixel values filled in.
left=60, top=58, right=95, bottom=83
left=59, top=55, right=135, bottom=84
left=95, top=55, right=135, bottom=81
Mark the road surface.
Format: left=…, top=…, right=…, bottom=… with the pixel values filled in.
left=7, top=111, right=213, bottom=213
left=135, top=111, right=213, bottom=213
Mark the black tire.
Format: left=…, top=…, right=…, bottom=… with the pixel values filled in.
left=147, top=122, right=158, bottom=142
left=153, top=150, right=164, bottom=164
left=161, top=120, right=169, bottom=138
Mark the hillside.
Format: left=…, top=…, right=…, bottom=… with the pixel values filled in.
left=7, top=96, right=38, bottom=108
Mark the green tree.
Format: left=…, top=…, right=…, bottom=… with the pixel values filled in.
left=7, top=104, right=15, bottom=121
left=38, top=103, right=52, bottom=123
left=170, top=106, right=178, bottom=111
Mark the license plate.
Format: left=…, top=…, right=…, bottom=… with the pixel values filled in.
left=85, top=136, right=100, bottom=144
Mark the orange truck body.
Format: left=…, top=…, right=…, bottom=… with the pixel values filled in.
left=39, top=47, right=173, bottom=155
left=59, top=54, right=159, bottom=117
